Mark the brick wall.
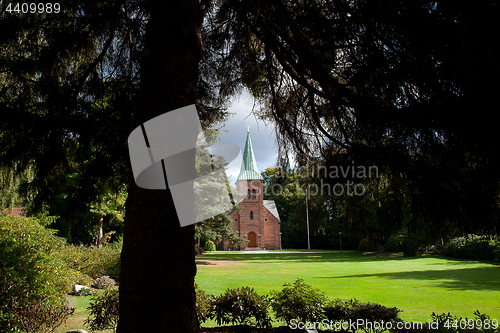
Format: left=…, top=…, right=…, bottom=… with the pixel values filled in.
left=221, top=179, right=280, bottom=250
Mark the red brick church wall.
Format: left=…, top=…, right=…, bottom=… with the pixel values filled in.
left=219, top=179, right=280, bottom=250
left=263, top=209, right=280, bottom=249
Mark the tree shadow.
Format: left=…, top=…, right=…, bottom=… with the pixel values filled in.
left=204, top=250, right=406, bottom=263
left=203, top=251, right=499, bottom=265
left=318, top=266, right=500, bottom=291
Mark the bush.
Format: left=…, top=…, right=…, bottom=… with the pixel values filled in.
left=59, top=241, right=122, bottom=281
left=0, top=216, right=76, bottom=333
left=211, top=286, right=271, bottom=328
left=270, top=278, right=328, bottom=324
left=385, top=234, right=404, bottom=252
left=92, top=276, right=116, bottom=289
left=195, top=283, right=214, bottom=324
left=85, top=288, right=119, bottom=332
left=74, top=287, right=94, bottom=297
left=442, top=234, right=498, bottom=260
left=494, top=243, right=500, bottom=260
left=205, top=240, right=216, bottom=252
left=393, top=310, right=497, bottom=333
left=323, top=298, right=361, bottom=322
left=325, top=298, right=401, bottom=333
left=403, top=238, right=418, bottom=257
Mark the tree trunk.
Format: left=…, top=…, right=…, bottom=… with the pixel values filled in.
left=117, top=1, right=202, bottom=332
left=97, top=213, right=103, bottom=249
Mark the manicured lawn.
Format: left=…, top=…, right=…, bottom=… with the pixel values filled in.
left=57, top=250, right=500, bottom=331
left=196, top=250, right=500, bottom=323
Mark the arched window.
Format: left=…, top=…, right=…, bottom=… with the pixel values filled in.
left=252, top=189, right=256, bottom=199
left=247, top=189, right=251, bottom=198
left=250, top=211, right=254, bottom=220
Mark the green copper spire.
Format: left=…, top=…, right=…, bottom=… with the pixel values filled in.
left=237, top=129, right=263, bottom=180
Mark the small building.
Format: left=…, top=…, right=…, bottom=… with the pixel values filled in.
left=221, top=129, right=281, bottom=250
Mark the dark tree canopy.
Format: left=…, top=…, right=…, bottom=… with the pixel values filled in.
left=0, top=1, right=228, bottom=240
left=202, top=0, right=500, bottom=234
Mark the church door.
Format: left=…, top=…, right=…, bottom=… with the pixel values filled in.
left=248, top=232, right=257, bottom=247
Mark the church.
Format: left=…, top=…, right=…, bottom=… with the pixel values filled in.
left=220, top=129, right=281, bottom=250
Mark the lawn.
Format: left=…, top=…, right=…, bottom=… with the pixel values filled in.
left=57, top=250, right=500, bottom=331
left=196, top=250, right=500, bottom=323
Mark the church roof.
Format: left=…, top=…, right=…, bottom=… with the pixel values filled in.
left=263, top=200, right=280, bottom=221
left=237, top=130, right=263, bottom=180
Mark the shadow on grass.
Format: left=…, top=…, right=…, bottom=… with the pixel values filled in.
left=318, top=266, right=500, bottom=291
left=202, top=250, right=499, bottom=265
left=203, top=250, right=402, bottom=263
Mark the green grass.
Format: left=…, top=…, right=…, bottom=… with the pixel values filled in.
left=196, top=250, right=500, bottom=323
left=55, top=295, right=114, bottom=333
left=56, top=250, right=500, bottom=330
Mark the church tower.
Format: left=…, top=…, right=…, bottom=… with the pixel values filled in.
left=225, top=128, right=281, bottom=250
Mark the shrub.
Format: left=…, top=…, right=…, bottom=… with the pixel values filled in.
left=403, top=238, right=418, bottom=257
left=325, top=298, right=401, bottom=332
left=0, top=216, right=77, bottom=333
left=270, top=278, right=327, bottom=324
left=211, top=286, right=271, bottom=328
left=442, top=234, right=498, bottom=260
left=74, top=287, right=94, bottom=297
left=59, top=241, right=122, bottom=280
left=494, top=243, right=500, bottom=260
left=92, top=276, right=116, bottom=289
left=9, top=302, right=74, bottom=333
left=385, top=234, right=404, bottom=252
left=323, top=298, right=361, bottom=322
left=195, top=283, right=214, bottom=324
left=393, top=310, right=497, bottom=333
left=205, top=240, right=216, bottom=252
left=85, top=288, right=119, bottom=332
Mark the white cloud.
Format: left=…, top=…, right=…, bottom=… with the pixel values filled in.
left=218, top=94, right=278, bottom=185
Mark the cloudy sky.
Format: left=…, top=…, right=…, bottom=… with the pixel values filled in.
left=216, top=94, right=278, bottom=185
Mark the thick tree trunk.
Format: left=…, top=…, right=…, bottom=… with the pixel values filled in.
left=117, top=1, right=202, bottom=332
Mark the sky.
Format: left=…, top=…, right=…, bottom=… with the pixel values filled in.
left=216, top=94, right=278, bottom=185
